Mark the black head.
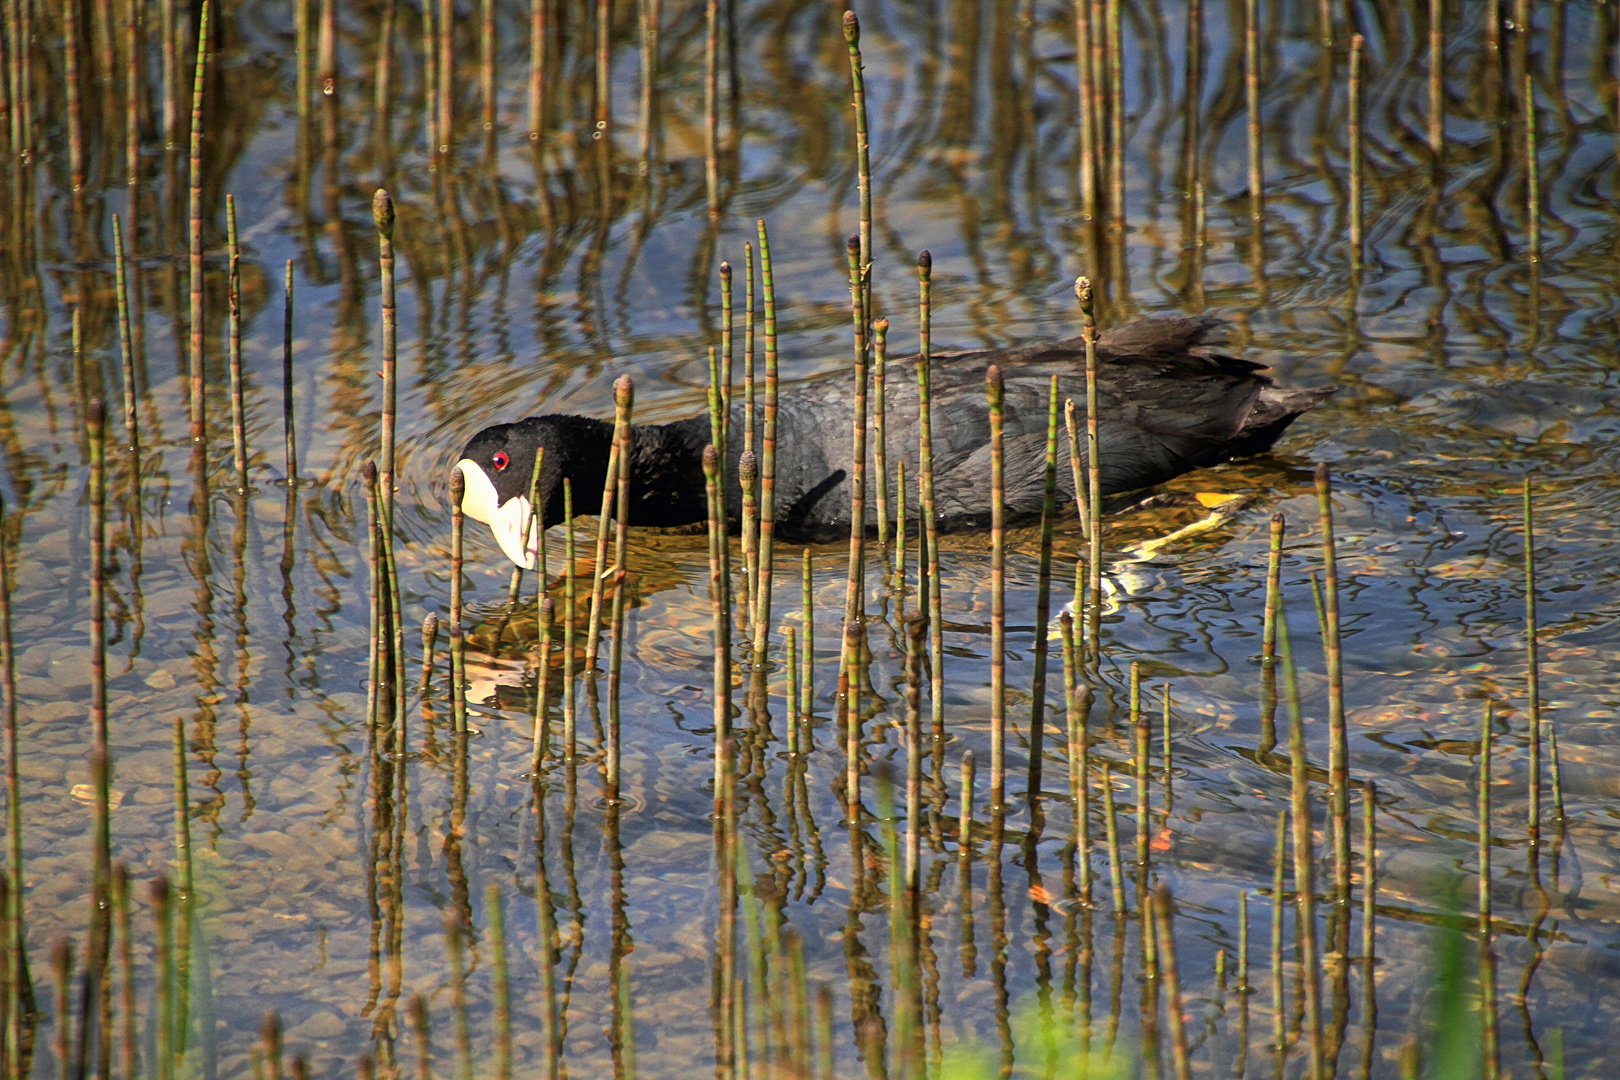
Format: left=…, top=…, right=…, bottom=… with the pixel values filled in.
left=455, top=415, right=613, bottom=568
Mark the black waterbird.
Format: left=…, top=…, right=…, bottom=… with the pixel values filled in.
left=455, top=317, right=1331, bottom=568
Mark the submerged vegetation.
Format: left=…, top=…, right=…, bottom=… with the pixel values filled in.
left=0, top=0, right=1611, bottom=1077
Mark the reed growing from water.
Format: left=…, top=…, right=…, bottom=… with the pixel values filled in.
left=562, top=480, right=577, bottom=758
left=1076, top=278, right=1102, bottom=622
left=448, top=469, right=467, bottom=734
left=532, top=598, right=554, bottom=771
left=917, top=252, right=944, bottom=748
left=843, top=10, right=872, bottom=327
left=1524, top=477, right=1541, bottom=843
left=704, top=446, right=729, bottom=794
left=375, top=190, right=397, bottom=525
left=1316, top=465, right=1350, bottom=915
left=1102, top=761, right=1125, bottom=914
left=283, top=261, right=297, bottom=480
left=1478, top=704, right=1499, bottom=1080
left=1348, top=36, right=1364, bottom=271
left=1245, top=0, right=1262, bottom=222
left=1026, top=377, right=1060, bottom=799
left=186, top=1, right=211, bottom=445
left=987, top=365, right=1007, bottom=808
left=873, top=318, right=889, bottom=542
left=752, top=220, right=779, bottom=667
left=587, top=378, right=632, bottom=669
left=800, top=548, right=814, bottom=719
left=1279, top=608, right=1324, bottom=1079
left=226, top=197, right=248, bottom=492
left=839, top=234, right=870, bottom=713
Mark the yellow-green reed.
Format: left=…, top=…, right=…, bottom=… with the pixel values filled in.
left=532, top=598, right=554, bottom=772
left=1524, top=477, right=1542, bottom=843
left=283, top=261, right=296, bottom=480
left=227, top=197, right=247, bottom=492
left=186, top=0, right=210, bottom=443
left=1479, top=704, right=1499, bottom=1080
left=839, top=234, right=869, bottom=714
left=419, top=613, right=439, bottom=695
left=562, top=479, right=577, bottom=758
left=1316, top=465, right=1349, bottom=909
left=1279, top=608, right=1324, bottom=1079
left=987, top=365, right=1006, bottom=808
left=375, top=190, right=398, bottom=524
left=1154, top=884, right=1193, bottom=1080
left=751, top=220, right=778, bottom=668
left=586, top=378, right=632, bottom=669
left=703, top=445, right=730, bottom=798
left=1076, top=278, right=1102, bottom=626
left=1102, top=761, right=1124, bottom=914
left=607, top=377, right=634, bottom=796
left=873, top=317, right=889, bottom=542
left=1027, top=376, right=1060, bottom=799
left=1065, top=399, right=1090, bottom=541
left=112, top=215, right=137, bottom=443
left=916, top=252, right=943, bottom=745
left=800, top=548, right=813, bottom=719
left=843, top=9, right=872, bottom=325
left=448, top=469, right=467, bottom=734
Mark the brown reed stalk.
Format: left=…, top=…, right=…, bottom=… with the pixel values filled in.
left=152, top=879, right=173, bottom=1080
left=1279, top=607, right=1324, bottom=1079
left=65, top=0, right=83, bottom=191
left=214, top=193, right=243, bottom=490
left=186, top=0, right=211, bottom=444
left=1479, top=704, right=1498, bottom=1080
left=445, top=913, right=471, bottom=1080
left=87, top=399, right=111, bottom=1072
left=1260, top=513, right=1284, bottom=752
left=1026, top=377, right=1060, bottom=800
left=51, top=940, right=72, bottom=1080
left=486, top=884, right=511, bottom=1080
left=917, top=252, right=943, bottom=746
left=531, top=598, right=554, bottom=771
left=744, top=243, right=757, bottom=458
left=562, top=480, right=577, bottom=757
left=1153, top=884, right=1193, bottom=1080
left=1182, top=0, right=1201, bottom=206
left=527, top=0, right=545, bottom=141
left=1524, top=477, right=1540, bottom=843
left=1317, top=0, right=1332, bottom=48
left=1061, top=612, right=1090, bottom=897
left=1315, top=466, right=1349, bottom=916
left=407, top=998, right=428, bottom=1080
left=1270, top=809, right=1286, bottom=1053
left=839, top=235, right=869, bottom=696
left=785, top=625, right=799, bottom=753
left=842, top=619, right=862, bottom=818
left=1361, top=780, right=1375, bottom=963
left=1076, top=279, right=1102, bottom=615
left=704, top=446, right=730, bottom=795
left=1101, top=761, right=1124, bottom=914
left=1427, top=0, right=1443, bottom=158
left=0, top=491, right=19, bottom=1080
left=957, top=750, right=975, bottom=852
left=873, top=318, right=889, bottom=543
left=1548, top=719, right=1564, bottom=822
left=752, top=220, right=778, bottom=666
left=586, top=379, right=632, bottom=668
left=420, top=613, right=439, bottom=694
left=740, top=452, right=758, bottom=630
left=375, top=190, right=397, bottom=524
left=112, top=864, right=134, bottom=1080
left=283, top=262, right=297, bottom=480
left=478, top=0, right=494, bottom=147
left=1105, top=0, right=1123, bottom=232
left=987, top=365, right=1007, bottom=809
left=904, top=612, right=926, bottom=891
left=437, top=0, right=452, bottom=151
left=1161, top=683, right=1172, bottom=808
left=1237, top=889, right=1250, bottom=992
left=113, top=216, right=138, bottom=444
left=607, top=381, right=633, bottom=795
left=703, top=0, right=719, bottom=214
left=1131, top=663, right=1148, bottom=868
left=448, top=469, right=467, bottom=734
left=1075, top=0, right=1096, bottom=220
left=1065, top=400, right=1090, bottom=541
left=1348, top=36, right=1364, bottom=271
left=124, top=0, right=140, bottom=181
left=1524, top=70, right=1539, bottom=265
left=844, top=10, right=872, bottom=324
left=1245, top=0, right=1262, bottom=221
left=800, top=548, right=814, bottom=719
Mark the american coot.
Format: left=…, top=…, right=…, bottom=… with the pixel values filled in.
left=456, top=317, right=1331, bottom=568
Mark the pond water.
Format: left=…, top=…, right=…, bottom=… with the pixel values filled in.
left=4, top=0, right=1620, bottom=1077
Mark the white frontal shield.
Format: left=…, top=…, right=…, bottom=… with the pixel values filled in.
left=456, top=459, right=539, bottom=569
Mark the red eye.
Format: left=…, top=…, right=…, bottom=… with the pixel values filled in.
left=492, top=451, right=510, bottom=471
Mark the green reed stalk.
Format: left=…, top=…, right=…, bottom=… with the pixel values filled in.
left=152, top=879, right=173, bottom=1080
left=261, top=1012, right=283, bottom=1080
left=112, top=864, right=134, bottom=1080
left=171, top=717, right=193, bottom=1059
left=904, top=612, right=926, bottom=891
left=1524, top=70, right=1539, bottom=265
left=987, top=365, right=1007, bottom=808
left=0, top=493, right=19, bottom=1080
left=526, top=0, right=544, bottom=140
left=703, top=0, right=719, bottom=213
left=720, top=261, right=733, bottom=445
left=487, top=885, right=512, bottom=1080
left=840, top=234, right=869, bottom=697
left=894, top=461, right=907, bottom=602
left=1315, top=466, right=1349, bottom=913
left=607, top=379, right=634, bottom=795
left=375, top=190, right=397, bottom=524
left=744, top=243, right=756, bottom=458
left=1245, top=0, right=1262, bottom=221
left=1075, top=0, right=1097, bottom=219
left=843, top=10, right=872, bottom=325
left=408, top=997, right=428, bottom=1080
left=785, top=626, right=799, bottom=752
left=740, top=452, right=758, bottom=633
left=914, top=256, right=946, bottom=746
left=1131, top=663, right=1148, bottom=872
left=448, top=469, right=467, bottom=734
left=1105, top=0, right=1123, bottom=231
left=562, top=479, right=577, bottom=757
left=873, top=318, right=889, bottom=542
left=1237, top=889, right=1249, bottom=992
left=88, top=401, right=111, bottom=953
left=842, top=620, right=862, bottom=818
left=1076, top=278, right=1102, bottom=616
left=186, top=0, right=210, bottom=444
left=478, top=0, right=494, bottom=147
left=532, top=598, right=554, bottom=770
left=1348, top=36, right=1364, bottom=270
left=1267, top=808, right=1286, bottom=1056
left=958, top=751, right=975, bottom=859
left=1153, top=884, right=1193, bottom=1080
left=1524, top=476, right=1541, bottom=846
left=1548, top=720, right=1564, bottom=822
left=1260, top=513, right=1284, bottom=753
left=420, top=613, right=439, bottom=694
left=444, top=913, right=471, bottom=1080
left=704, top=446, right=730, bottom=796
left=227, top=198, right=248, bottom=491
left=437, top=0, right=452, bottom=151
left=1101, top=761, right=1124, bottom=914
left=1161, top=684, right=1173, bottom=809
left=1317, top=0, right=1332, bottom=47
left=1279, top=608, right=1324, bottom=1080
left=283, top=261, right=297, bottom=480
left=753, top=220, right=779, bottom=666
left=1479, top=705, right=1499, bottom=1079
left=587, top=379, right=632, bottom=668
left=113, top=216, right=137, bottom=444
left=1427, top=0, right=1442, bottom=157
left=1065, top=399, right=1090, bottom=541
left=1361, top=780, right=1375, bottom=963
left=51, top=940, right=72, bottom=1080
left=801, top=548, right=814, bottom=719
left=1027, top=377, right=1060, bottom=800
left=1061, top=613, right=1090, bottom=897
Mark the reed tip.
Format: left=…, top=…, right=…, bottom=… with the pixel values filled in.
left=985, top=364, right=1003, bottom=392
left=720, top=261, right=731, bottom=278
left=148, top=875, right=170, bottom=905
left=739, top=450, right=757, bottom=478
left=260, top=1012, right=282, bottom=1043
left=846, top=232, right=861, bottom=255
left=613, top=374, right=634, bottom=404
left=1314, top=461, right=1329, bottom=486
left=702, top=444, right=720, bottom=470
left=372, top=189, right=395, bottom=238
left=541, top=595, right=555, bottom=619
left=962, top=748, right=975, bottom=769
left=1153, top=880, right=1172, bottom=906
left=87, top=397, right=105, bottom=429
left=1271, top=511, right=1285, bottom=527
left=904, top=609, right=928, bottom=640
left=842, top=9, right=859, bottom=42
left=362, top=460, right=378, bottom=483
left=918, top=250, right=931, bottom=271
left=423, top=611, right=439, bottom=633
left=874, top=316, right=889, bottom=335
left=449, top=466, right=465, bottom=500
left=1074, top=276, right=1093, bottom=309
